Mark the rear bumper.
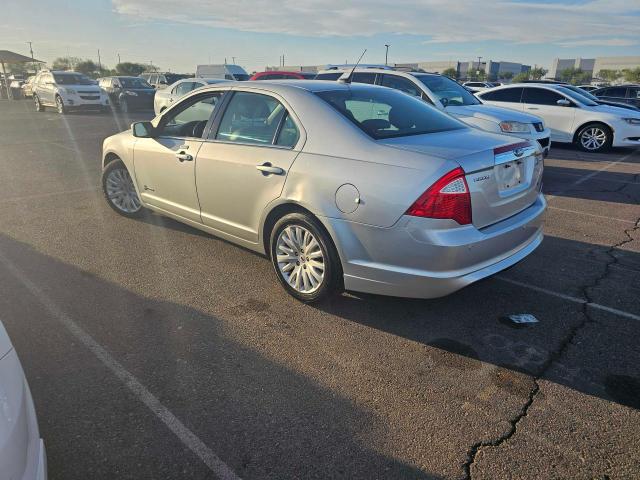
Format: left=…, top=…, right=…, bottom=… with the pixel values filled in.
left=323, top=194, right=546, bottom=299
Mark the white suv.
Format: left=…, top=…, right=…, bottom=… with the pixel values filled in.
left=316, top=68, right=551, bottom=154
left=477, top=83, right=640, bottom=152
left=32, top=70, right=108, bottom=114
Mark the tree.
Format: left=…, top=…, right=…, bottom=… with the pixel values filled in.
left=441, top=67, right=457, bottom=79
left=598, top=69, right=621, bottom=83
left=512, top=72, right=529, bottom=83
left=51, top=56, right=82, bottom=71
left=529, top=67, right=548, bottom=80
left=75, top=60, right=98, bottom=76
left=115, top=62, right=149, bottom=76
left=500, top=71, right=514, bottom=81
left=559, top=67, right=592, bottom=85
left=621, top=67, right=640, bottom=83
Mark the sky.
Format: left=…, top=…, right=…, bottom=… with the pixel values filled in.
left=2, top=0, right=639, bottom=73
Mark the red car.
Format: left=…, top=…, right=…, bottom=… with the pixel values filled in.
left=250, top=71, right=316, bottom=80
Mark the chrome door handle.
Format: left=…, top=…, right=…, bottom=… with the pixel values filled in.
left=527, top=107, right=539, bottom=110
left=176, top=152, right=193, bottom=162
left=256, top=163, right=285, bottom=175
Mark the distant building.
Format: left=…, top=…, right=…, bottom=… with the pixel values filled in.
left=549, top=57, right=596, bottom=79
left=265, top=65, right=322, bottom=73
left=394, top=60, right=529, bottom=80
left=592, top=56, right=640, bottom=78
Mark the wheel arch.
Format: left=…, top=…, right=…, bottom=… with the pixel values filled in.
left=102, top=151, right=121, bottom=169
left=572, top=120, right=613, bottom=144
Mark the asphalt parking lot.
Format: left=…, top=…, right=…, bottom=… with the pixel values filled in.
left=0, top=99, right=638, bottom=480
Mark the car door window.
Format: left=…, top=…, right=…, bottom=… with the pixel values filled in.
left=602, top=87, right=627, bottom=98
left=352, top=72, right=377, bottom=85
left=381, top=75, right=421, bottom=97
left=522, top=88, right=565, bottom=106
left=481, top=87, right=524, bottom=103
left=149, top=74, right=158, bottom=85
left=157, top=93, right=223, bottom=138
left=175, top=82, right=195, bottom=96
left=215, top=92, right=287, bottom=145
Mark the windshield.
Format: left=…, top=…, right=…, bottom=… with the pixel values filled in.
left=557, top=86, right=598, bottom=106
left=164, top=74, right=189, bottom=84
left=316, top=87, right=465, bottom=140
left=562, top=85, right=600, bottom=103
left=119, top=77, right=152, bottom=89
left=53, top=73, right=93, bottom=85
left=413, top=74, right=481, bottom=106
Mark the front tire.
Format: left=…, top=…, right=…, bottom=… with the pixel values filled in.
left=55, top=95, right=66, bottom=114
left=270, top=213, right=342, bottom=303
left=576, top=123, right=612, bottom=153
left=101, top=160, right=145, bottom=218
left=34, top=95, right=43, bottom=112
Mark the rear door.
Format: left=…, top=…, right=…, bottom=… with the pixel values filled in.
left=521, top=87, right=575, bottom=142
left=195, top=91, right=303, bottom=243
left=478, top=87, right=524, bottom=113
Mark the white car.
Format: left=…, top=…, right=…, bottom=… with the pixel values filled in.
left=32, top=70, right=108, bottom=114
left=315, top=68, right=551, bottom=154
left=0, top=321, right=47, bottom=480
left=153, top=78, right=230, bottom=115
left=477, top=83, right=640, bottom=152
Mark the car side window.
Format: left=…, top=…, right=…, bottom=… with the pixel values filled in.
left=149, top=74, right=158, bottom=85
left=522, top=88, right=564, bottom=106
left=157, top=93, right=223, bottom=138
left=481, top=87, right=523, bottom=103
left=175, top=82, right=195, bottom=96
left=381, top=75, right=421, bottom=97
left=352, top=72, right=377, bottom=85
left=215, top=92, right=288, bottom=146
left=603, top=87, right=627, bottom=98
left=315, top=72, right=343, bottom=81
left=275, top=113, right=300, bottom=148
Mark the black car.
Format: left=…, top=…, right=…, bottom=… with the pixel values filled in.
left=98, top=76, right=155, bottom=112
left=592, top=85, right=640, bottom=109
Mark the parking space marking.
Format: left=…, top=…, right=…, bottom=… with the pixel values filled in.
left=0, top=253, right=242, bottom=480
left=547, top=206, right=637, bottom=224
left=546, top=149, right=639, bottom=201
left=496, top=276, right=640, bottom=322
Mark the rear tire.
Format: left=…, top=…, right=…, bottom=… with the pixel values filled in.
left=34, top=95, right=43, bottom=112
left=102, top=159, right=146, bottom=218
left=576, top=123, right=612, bottom=153
left=270, top=212, right=342, bottom=303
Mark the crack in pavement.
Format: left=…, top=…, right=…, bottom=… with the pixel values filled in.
left=461, top=215, right=640, bottom=480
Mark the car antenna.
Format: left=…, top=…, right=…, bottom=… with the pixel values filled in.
left=339, top=49, right=367, bottom=84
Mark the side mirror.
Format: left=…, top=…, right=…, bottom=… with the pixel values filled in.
left=132, top=121, right=155, bottom=138
left=557, top=98, right=571, bottom=107
left=440, top=97, right=449, bottom=107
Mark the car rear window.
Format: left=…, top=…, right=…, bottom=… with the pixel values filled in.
left=316, top=88, right=465, bottom=140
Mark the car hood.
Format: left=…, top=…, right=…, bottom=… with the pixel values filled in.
left=597, top=100, right=639, bottom=111
left=591, top=104, right=640, bottom=116
left=446, top=104, right=541, bottom=123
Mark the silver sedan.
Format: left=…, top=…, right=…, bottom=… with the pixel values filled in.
left=102, top=81, right=545, bottom=302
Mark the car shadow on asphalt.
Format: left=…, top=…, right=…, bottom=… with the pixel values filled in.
left=0, top=233, right=438, bottom=480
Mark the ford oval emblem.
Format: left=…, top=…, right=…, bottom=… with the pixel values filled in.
left=514, top=148, right=524, bottom=157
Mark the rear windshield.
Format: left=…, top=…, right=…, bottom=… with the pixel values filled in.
left=53, top=73, right=93, bottom=85
left=233, top=74, right=250, bottom=81
left=164, top=74, right=189, bottom=84
left=119, top=78, right=152, bottom=89
left=413, top=74, right=481, bottom=106
left=315, top=72, right=343, bottom=81
left=316, top=88, right=465, bottom=140
left=557, top=86, right=598, bottom=106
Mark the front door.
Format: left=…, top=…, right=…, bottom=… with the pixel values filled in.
left=195, top=91, right=303, bottom=243
left=133, top=91, right=224, bottom=222
left=521, top=87, right=575, bottom=142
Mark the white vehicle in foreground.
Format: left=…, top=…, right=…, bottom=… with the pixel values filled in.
left=0, top=321, right=47, bottom=480
left=477, top=83, right=640, bottom=152
left=153, top=78, right=230, bottom=115
left=195, top=64, right=250, bottom=81
left=316, top=68, right=551, bottom=154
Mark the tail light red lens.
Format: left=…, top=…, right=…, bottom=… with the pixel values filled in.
left=406, top=167, right=472, bottom=225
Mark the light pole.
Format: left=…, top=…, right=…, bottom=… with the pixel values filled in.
left=384, top=44, right=390, bottom=66
left=477, top=56, right=483, bottom=77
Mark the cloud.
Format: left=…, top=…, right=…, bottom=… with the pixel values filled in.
left=111, top=0, right=639, bottom=47
left=558, top=38, right=638, bottom=47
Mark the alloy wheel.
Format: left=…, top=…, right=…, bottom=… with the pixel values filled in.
left=276, top=225, right=325, bottom=294
left=105, top=167, right=141, bottom=213
left=56, top=96, right=65, bottom=114
left=580, top=127, right=607, bottom=151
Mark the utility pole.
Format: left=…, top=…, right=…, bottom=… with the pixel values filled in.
left=97, top=49, right=102, bottom=72
left=385, top=44, right=390, bottom=66
left=27, top=41, right=38, bottom=72
left=117, top=53, right=121, bottom=65
left=477, top=56, right=482, bottom=75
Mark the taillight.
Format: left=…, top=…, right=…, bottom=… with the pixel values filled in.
left=406, top=167, right=471, bottom=225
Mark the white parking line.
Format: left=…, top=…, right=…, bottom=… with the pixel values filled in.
left=547, top=206, right=637, bottom=224
left=496, top=276, right=640, bottom=322
left=0, top=254, right=241, bottom=480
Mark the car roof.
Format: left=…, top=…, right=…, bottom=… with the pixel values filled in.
left=316, top=67, right=440, bottom=80
left=195, top=79, right=389, bottom=95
